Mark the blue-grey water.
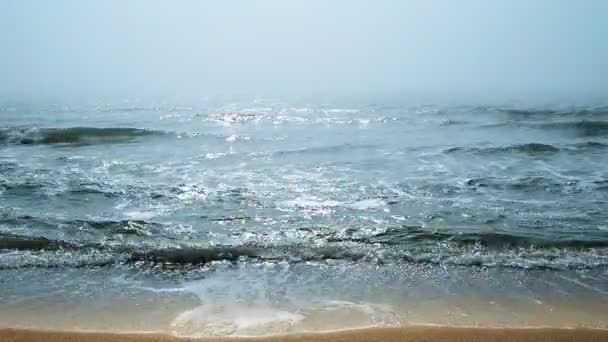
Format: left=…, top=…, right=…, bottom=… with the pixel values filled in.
left=1, top=100, right=608, bottom=335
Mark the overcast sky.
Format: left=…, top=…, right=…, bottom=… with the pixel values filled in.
left=1, top=0, right=607, bottom=102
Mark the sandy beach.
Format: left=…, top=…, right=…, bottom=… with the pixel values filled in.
left=2, top=327, right=608, bottom=342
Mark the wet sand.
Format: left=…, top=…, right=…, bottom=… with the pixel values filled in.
left=2, top=327, right=608, bottom=342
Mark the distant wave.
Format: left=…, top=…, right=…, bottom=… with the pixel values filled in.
left=0, top=216, right=161, bottom=237
left=365, top=227, right=608, bottom=249
left=273, top=143, right=377, bottom=156
left=497, top=107, right=608, bottom=117
left=536, top=120, right=608, bottom=137
left=438, top=119, right=470, bottom=126
left=444, top=142, right=607, bottom=155
left=497, top=108, right=558, bottom=116
left=0, top=126, right=166, bottom=145
left=462, top=176, right=578, bottom=193
left=0, top=233, right=77, bottom=251
left=445, top=143, right=560, bottom=155
left=572, top=141, right=608, bottom=149
left=484, top=120, right=608, bottom=137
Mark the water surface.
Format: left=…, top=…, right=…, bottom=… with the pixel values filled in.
left=1, top=101, right=608, bottom=335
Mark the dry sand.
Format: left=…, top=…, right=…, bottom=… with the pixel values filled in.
left=2, top=327, right=608, bottom=342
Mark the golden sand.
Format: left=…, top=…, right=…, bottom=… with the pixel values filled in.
left=2, top=327, right=608, bottom=342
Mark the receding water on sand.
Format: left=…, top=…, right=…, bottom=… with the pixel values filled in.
left=1, top=262, right=608, bottom=336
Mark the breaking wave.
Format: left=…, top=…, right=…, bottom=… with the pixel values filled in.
left=497, top=107, right=608, bottom=117
left=2, top=219, right=607, bottom=270
left=484, top=120, right=608, bottom=137
left=444, top=143, right=561, bottom=155
left=273, top=143, right=377, bottom=156
left=444, top=141, right=608, bottom=155
left=0, top=126, right=166, bottom=145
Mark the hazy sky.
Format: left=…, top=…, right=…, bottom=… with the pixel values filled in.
left=1, top=0, right=607, bottom=102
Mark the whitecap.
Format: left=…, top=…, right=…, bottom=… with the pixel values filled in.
left=346, top=198, right=386, bottom=210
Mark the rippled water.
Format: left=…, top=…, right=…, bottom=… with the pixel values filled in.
left=1, top=101, right=608, bottom=334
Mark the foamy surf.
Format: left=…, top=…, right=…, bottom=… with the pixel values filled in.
left=2, top=102, right=608, bottom=335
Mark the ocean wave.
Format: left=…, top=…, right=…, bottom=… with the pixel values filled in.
left=273, top=143, right=377, bottom=156
left=0, top=161, right=18, bottom=172
left=0, top=126, right=166, bottom=145
left=497, top=108, right=558, bottom=116
left=536, top=120, right=608, bottom=137
left=594, top=179, right=608, bottom=191
left=462, top=176, right=578, bottom=193
left=0, top=179, right=51, bottom=194
left=489, top=142, right=561, bottom=153
left=0, top=171, right=263, bottom=208
left=2, top=223, right=608, bottom=270
left=484, top=120, right=608, bottom=137
left=129, top=246, right=259, bottom=264
left=2, top=243, right=607, bottom=271
left=364, top=227, right=608, bottom=249
left=73, top=219, right=162, bottom=236
left=444, top=141, right=608, bottom=157
left=4, top=212, right=608, bottom=254
left=0, top=233, right=77, bottom=251
left=0, top=216, right=165, bottom=254
left=0, top=176, right=143, bottom=199
left=572, top=141, right=608, bottom=149
left=444, top=143, right=561, bottom=155
left=497, top=107, right=608, bottom=117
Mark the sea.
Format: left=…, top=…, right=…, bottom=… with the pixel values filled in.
left=1, top=99, right=608, bottom=336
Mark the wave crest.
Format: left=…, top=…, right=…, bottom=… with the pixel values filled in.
left=0, top=126, right=165, bottom=145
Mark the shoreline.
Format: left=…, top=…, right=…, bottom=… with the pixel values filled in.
left=3, top=326, right=608, bottom=342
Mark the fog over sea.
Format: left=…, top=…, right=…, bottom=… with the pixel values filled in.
left=2, top=0, right=608, bottom=337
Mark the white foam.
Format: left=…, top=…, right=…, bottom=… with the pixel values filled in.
left=280, top=197, right=385, bottom=211
left=170, top=275, right=399, bottom=337
left=171, top=304, right=303, bottom=337
left=123, top=210, right=155, bottom=221
left=203, top=152, right=227, bottom=160
left=226, top=134, right=237, bottom=142
left=346, top=198, right=386, bottom=210
left=280, top=197, right=342, bottom=209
